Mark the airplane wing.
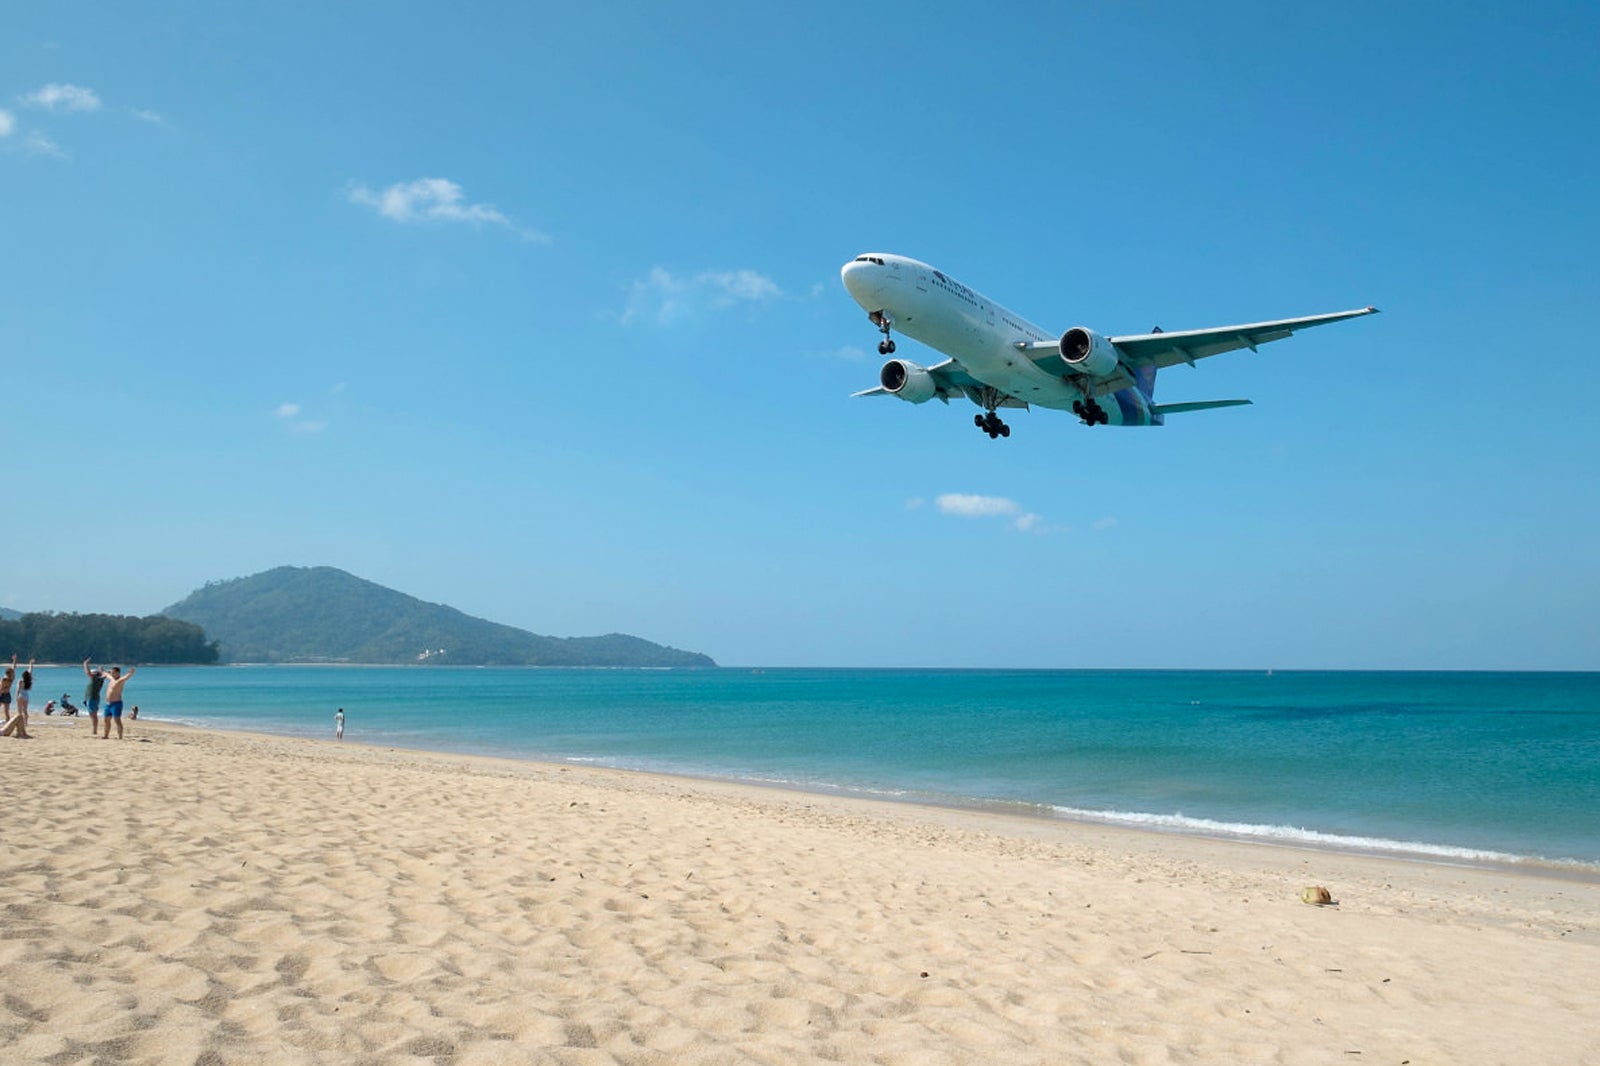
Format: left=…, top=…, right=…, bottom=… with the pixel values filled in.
left=1110, top=307, right=1379, bottom=370
left=853, top=358, right=1027, bottom=408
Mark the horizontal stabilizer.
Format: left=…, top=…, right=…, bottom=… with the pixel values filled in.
left=1150, top=399, right=1253, bottom=415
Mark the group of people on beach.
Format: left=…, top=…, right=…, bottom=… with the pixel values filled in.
left=1, top=656, right=136, bottom=740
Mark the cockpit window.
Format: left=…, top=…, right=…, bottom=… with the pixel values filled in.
left=854, top=255, right=886, bottom=265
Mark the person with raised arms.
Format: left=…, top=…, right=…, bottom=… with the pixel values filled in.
left=100, top=666, right=136, bottom=740
left=84, top=658, right=106, bottom=736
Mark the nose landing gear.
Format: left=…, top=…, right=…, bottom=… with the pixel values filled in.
left=975, top=411, right=1010, bottom=439
left=870, top=310, right=896, bottom=355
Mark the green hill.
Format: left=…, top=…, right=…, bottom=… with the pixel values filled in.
left=163, top=566, right=715, bottom=667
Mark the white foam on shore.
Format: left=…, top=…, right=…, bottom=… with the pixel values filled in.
left=1045, top=805, right=1577, bottom=867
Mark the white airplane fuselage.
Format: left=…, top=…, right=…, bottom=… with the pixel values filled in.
left=840, top=252, right=1156, bottom=425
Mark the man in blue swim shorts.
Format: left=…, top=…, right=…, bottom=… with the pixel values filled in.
left=100, top=665, right=136, bottom=739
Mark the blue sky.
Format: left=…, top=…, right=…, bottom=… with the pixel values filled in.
left=4, top=1, right=1597, bottom=668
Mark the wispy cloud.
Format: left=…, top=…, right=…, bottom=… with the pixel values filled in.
left=934, top=493, right=1045, bottom=533
left=348, top=177, right=548, bottom=242
left=273, top=402, right=325, bottom=434
left=621, top=267, right=782, bottom=326
left=22, top=83, right=101, bottom=112
left=5, top=84, right=161, bottom=158
left=23, top=131, right=64, bottom=158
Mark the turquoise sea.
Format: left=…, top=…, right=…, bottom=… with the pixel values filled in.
left=33, top=666, right=1600, bottom=871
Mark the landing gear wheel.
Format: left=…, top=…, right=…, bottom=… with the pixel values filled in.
left=975, top=410, right=1010, bottom=439
left=871, top=311, right=896, bottom=358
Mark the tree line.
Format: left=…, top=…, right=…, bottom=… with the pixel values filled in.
left=0, top=612, right=220, bottom=664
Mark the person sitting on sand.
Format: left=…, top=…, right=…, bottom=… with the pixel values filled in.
left=59, top=693, right=79, bottom=716
left=43, top=699, right=57, bottom=715
left=100, top=666, right=136, bottom=740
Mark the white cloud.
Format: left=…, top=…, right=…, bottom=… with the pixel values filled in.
left=274, top=401, right=327, bottom=433
left=23, top=83, right=101, bottom=112
left=935, top=493, right=1045, bottom=533
left=622, top=267, right=782, bottom=326
left=936, top=493, right=1020, bottom=518
left=130, top=108, right=164, bottom=125
left=348, top=177, right=547, bottom=241
left=0, top=109, right=12, bottom=137
left=700, top=269, right=780, bottom=304
left=1092, top=516, right=1118, bottom=531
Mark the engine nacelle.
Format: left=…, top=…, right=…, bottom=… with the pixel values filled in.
left=1058, top=327, right=1120, bottom=379
left=879, top=358, right=938, bottom=404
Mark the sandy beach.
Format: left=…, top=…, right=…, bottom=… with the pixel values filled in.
left=3, top=717, right=1596, bottom=1065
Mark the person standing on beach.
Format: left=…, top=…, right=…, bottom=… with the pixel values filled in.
left=100, top=666, right=136, bottom=740
left=84, top=659, right=106, bottom=736
left=16, top=659, right=34, bottom=718
left=0, top=655, right=14, bottom=724
left=335, top=707, right=345, bottom=741
left=0, top=654, right=28, bottom=737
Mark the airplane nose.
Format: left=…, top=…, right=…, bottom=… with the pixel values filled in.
left=841, top=258, right=874, bottom=306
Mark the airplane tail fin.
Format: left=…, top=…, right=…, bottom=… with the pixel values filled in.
left=1133, top=364, right=1157, bottom=401
left=1149, top=399, right=1253, bottom=415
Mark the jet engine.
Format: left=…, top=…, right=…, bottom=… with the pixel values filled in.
left=1058, top=327, right=1120, bottom=379
left=879, top=358, right=938, bottom=403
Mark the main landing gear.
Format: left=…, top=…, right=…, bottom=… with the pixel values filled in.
left=870, top=310, right=896, bottom=355
left=975, top=411, right=1010, bottom=439
left=1072, top=398, right=1109, bottom=426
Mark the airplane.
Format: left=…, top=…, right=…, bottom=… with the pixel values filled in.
left=841, top=253, right=1377, bottom=439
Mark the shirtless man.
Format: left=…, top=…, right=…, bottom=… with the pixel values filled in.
left=101, top=665, right=136, bottom=739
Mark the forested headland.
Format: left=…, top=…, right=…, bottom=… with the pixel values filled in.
left=0, top=612, right=220, bottom=664
left=164, top=566, right=716, bottom=666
